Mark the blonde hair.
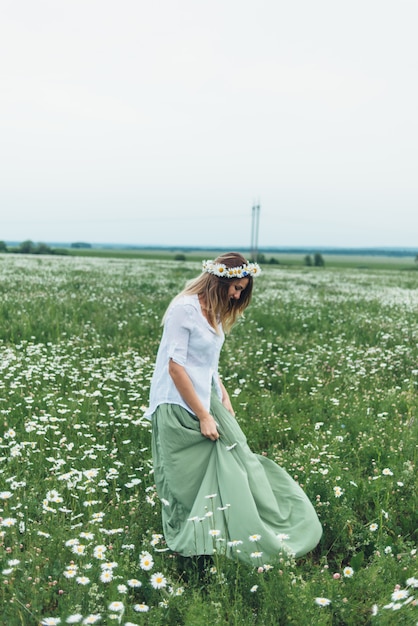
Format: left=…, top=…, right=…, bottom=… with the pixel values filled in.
left=166, top=252, right=254, bottom=333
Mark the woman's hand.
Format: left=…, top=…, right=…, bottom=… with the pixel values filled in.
left=198, top=412, right=220, bottom=441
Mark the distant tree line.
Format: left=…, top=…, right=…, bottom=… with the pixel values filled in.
left=0, top=240, right=69, bottom=255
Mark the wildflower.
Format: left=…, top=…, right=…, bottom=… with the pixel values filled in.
left=93, top=545, right=106, bottom=559
left=277, top=533, right=289, bottom=540
left=384, top=546, right=392, bottom=554
left=249, top=534, right=261, bottom=542
left=117, top=584, right=127, bottom=593
left=382, top=468, right=393, bottom=476
left=133, top=604, right=149, bottom=612
left=250, top=585, right=258, bottom=592
left=8, top=559, right=20, bottom=566
left=66, top=615, right=83, bottom=623
left=228, top=540, right=243, bottom=547
left=76, top=576, right=90, bottom=585
left=315, top=597, right=331, bottom=606
left=100, top=569, right=113, bottom=583
left=0, top=491, right=13, bottom=499
left=139, top=552, right=153, bottom=571
left=343, top=567, right=354, bottom=578
left=406, top=577, right=418, bottom=588
left=41, top=619, right=61, bottom=625
left=80, top=532, right=95, bottom=540
left=250, top=551, right=263, bottom=558
left=82, top=616, right=101, bottom=625
left=108, top=602, right=124, bottom=612
left=369, top=523, right=378, bottom=532
left=127, top=579, right=142, bottom=588
left=333, top=573, right=341, bottom=579
left=391, top=589, right=409, bottom=602
left=209, top=529, right=221, bottom=537
left=205, top=493, right=217, bottom=499
left=1, top=518, right=17, bottom=527
left=371, top=605, right=378, bottom=616
left=72, top=544, right=86, bottom=555
left=333, top=486, right=344, bottom=498
left=150, top=572, right=167, bottom=589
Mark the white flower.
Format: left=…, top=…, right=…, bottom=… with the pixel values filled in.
left=117, top=584, right=127, bottom=594
left=139, top=552, right=154, bottom=571
left=76, top=576, right=90, bottom=585
left=100, top=569, right=113, bottom=583
left=382, top=468, right=393, bottom=476
left=343, top=567, right=354, bottom=578
left=209, top=529, right=221, bottom=537
left=277, top=533, right=290, bottom=540
left=205, top=493, right=217, bottom=499
left=150, top=572, right=167, bottom=589
left=82, top=616, right=101, bottom=624
left=250, top=585, right=258, bottom=592
left=1, top=518, right=17, bottom=527
left=66, top=615, right=83, bottom=624
left=315, top=597, right=331, bottom=606
left=108, top=601, right=124, bottom=612
left=41, top=619, right=61, bottom=625
left=369, top=523, right=378, bottom=532
left=250, top=551, right=263, bottom=558
left=406, top=577, right=418, bottom=588
left=333, top=486, right=344, bottom=498
left=127, top=578, right=142, bottom=588
left=133, top=604, right=149, bottom=613
left=249, top=534, right=261, bottom=542
left=391, top=589, right=409, bottom=602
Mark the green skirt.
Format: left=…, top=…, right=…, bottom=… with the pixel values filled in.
left=151, top=392, right=322, bottom=565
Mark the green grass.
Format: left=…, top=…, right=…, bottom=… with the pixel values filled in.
left=0, top=255, right=417, bottom=625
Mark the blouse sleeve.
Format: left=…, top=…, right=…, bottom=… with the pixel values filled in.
left=164, top=302, right=194, bottom=367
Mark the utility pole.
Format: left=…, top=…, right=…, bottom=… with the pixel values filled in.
left=250, top=202, right=260, bottom=262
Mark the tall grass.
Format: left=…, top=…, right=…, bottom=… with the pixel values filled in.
left=0, top=254, right=417, bottom=625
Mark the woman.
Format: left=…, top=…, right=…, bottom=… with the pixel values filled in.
left=145, top=252, right=322, bottom=566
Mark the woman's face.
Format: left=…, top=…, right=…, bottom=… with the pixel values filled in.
left=227, top=277, right=249, bottom=301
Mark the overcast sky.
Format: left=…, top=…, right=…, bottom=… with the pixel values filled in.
left=1, top=0, right=417, bottom=249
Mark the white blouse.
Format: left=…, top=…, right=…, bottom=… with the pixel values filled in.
left=144, top=294, right=224, bottom=419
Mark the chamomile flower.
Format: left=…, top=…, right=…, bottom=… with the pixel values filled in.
left=343, top=567, right=354, bottom=578
left=127, top=579, right=142, bottom=588
left=65, top=614, right=83, bottom=623
left=369, top=523, right=378, bottom=532
left=391, top=589, right=409, bottom=602
left=82, top=616, right=101, bottom=624
left=76, top=576, right=90, bottom=585
left=1, top=518, right=17, bottom=527
left=315, top=597, right=331, bottom=606
left=150, top=572, right=167, bottom=589
left=133, top=604, right=149, bottom=613
left=209, top=529, right=221, bottom=537
left=249, top=534, right=261, bottom=542
left=139, top=552, right=154, bottom=571
left=333, top=486, right=344, bottom=498
left=108, top=602, right=124, bottom=612
left=100, top=569, right=113, bottom=583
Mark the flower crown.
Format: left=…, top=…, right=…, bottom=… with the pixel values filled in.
left=202, top=259, right=262, bottom=279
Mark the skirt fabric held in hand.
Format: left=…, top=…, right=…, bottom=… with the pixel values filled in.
left=151, top=392, right=322, bottom=565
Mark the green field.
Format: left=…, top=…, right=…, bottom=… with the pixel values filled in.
left=0, top=254, right=417, bottom=625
